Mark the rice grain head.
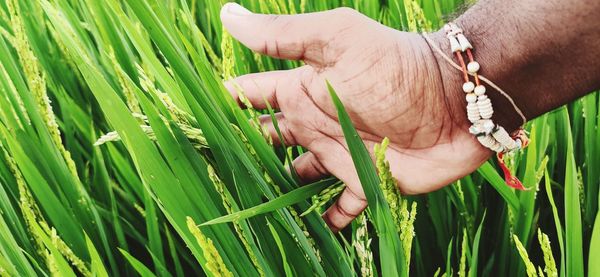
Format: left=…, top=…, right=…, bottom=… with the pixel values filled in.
left=374, top=137, right=402, bottom=227
left=300, top=0, right=307, bottom=13
left=458, top=230, right=468, bottom=277
left=50, top=228, right=91, bottom=277
left=108, top=48, right=141, bottom=114
left=408, top=1, right=433, bottom=32
left=221, top=28, right=235, bottom=81
left=537, top=229, right=558, bottom=277
left=302, top=182, right=345, bottom=216
left=399, top=201, right=417, bottom=267
left=7, top=0, right=80, bottom=180
left=513, top=234, right=538, bottom=277
left=354, top=214, right=374, bottom=277
left=207, top=165, right=265, bottom=276
left=222, top=29, right=269, bottom=142
left=44, top=250, right=59, bottom=277
left=375, top=137, right=417, bottom=268
left=1, top=142, right=47, bottom=255
left=287, top=0, right=297, bottom=14
left=187, top=217, right=233, bottom=277
left=95, top=123, right=207, bottom=150
left=136, top=63, right=191, bottom=124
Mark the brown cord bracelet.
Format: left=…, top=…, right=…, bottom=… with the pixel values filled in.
left=423, top=23, right=530, bottom=190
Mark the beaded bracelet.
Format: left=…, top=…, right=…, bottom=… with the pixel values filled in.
left=423, top=23, right=530, bottom=190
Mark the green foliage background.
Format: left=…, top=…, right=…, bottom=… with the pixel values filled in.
left=0, top=0, right=598, bottom=276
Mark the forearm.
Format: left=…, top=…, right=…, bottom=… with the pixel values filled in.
left=430, top=0, right=600, bottom=132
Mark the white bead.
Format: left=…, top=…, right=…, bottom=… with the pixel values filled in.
left=480, top=111, right=494, bottom=119
left=501, top=137, right=514, bottom=146
left=474, top=85, right=486, bottom=96
left=514, top=139, right=523, bottom=150
left=477, top=94, right=488, bottom=101
left=469, top=125, right=482, bottom=135
left=443, top=24, right=452, bottom=33
left=477, top=135, right=493, bottom=146
left=466, top=93, right=477, bottom=103
left=477, top=98, right=493, bottom=118
left=469, top=124, right=481, bottom=136
left=446, top=31, right=459, bottom=38
left=479, top=106, right=493, bottom=112
left=467, top=103, right=479, bottom=110
left=492, top=127, right=514, bottom=148
left=468, top=112, right=479, bottom=116
left=448, top=23, right=463, bottom=34
left=463, top=82, right=475, bottom=93
left=457, top=34, right=473, bottom=51
left=480, top=110, right=493, bottom=119
left=481, top=113, right=493, bottom=120
left=477, top=135, right=503, bottom=152
left=506, top=140, right=519, bottom=150
left=449, top=36, right=461, bottom=52
left=492, top=142, right=505, bottom=152
left=477, top=98, right=492, bottom=108
left=481, top=119, right=495, bottom=134
left=467, top=61, right=480, bottom=73
left=480, top=103, right=494, bottom=117
left=466, top=102, right=480, bottom=123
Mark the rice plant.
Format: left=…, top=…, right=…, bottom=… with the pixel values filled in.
left=0, top=0, right=597, bottom=276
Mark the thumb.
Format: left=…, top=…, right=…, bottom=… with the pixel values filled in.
left=220, top=3, right=360, bottom=65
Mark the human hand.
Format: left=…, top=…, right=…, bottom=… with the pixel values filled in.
left=220, top=3, right=491, bottom=231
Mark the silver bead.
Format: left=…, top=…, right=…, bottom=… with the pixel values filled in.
left=463, top=82, right=475, bottom=93
left=467, top=61, right=480, bottom=73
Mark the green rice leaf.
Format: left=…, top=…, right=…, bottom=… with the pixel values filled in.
left=477, top=162, right=520, bottom=213
left=119, top=249, right=158, bottom=277
left=327, top=81, right=405, bottom=276
left=202, top=179, right=335, bottom=225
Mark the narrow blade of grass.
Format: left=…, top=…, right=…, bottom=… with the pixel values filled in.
left=327, top=81, right=405, bottom=276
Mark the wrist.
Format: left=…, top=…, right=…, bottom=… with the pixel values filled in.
left=426, top=28, right=525, bottom=134
left=444, top=0, right=600, bottom=133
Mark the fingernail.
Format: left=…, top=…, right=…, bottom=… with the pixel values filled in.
left=226, top=3, right=251, bottom=16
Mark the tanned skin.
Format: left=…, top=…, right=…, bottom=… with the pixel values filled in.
left=219, top=0, right=600, bottom=231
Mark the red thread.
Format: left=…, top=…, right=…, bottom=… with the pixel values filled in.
left=497, top=153, right=528, bottom=190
